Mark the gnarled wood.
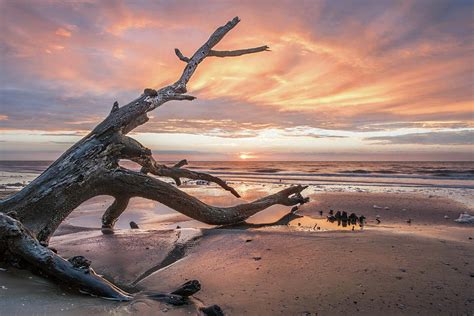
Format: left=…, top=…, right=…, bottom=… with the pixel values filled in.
left=99, top=168, right=308, bottom=226
left=0, top=16, right=306, bottom=243
left=101, top=196, right=130, bottom=230
left=0, top=17, right=308, bottom=306
left=0, top=212, right=212, bottom=305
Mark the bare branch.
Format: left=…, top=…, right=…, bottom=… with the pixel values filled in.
left=109, top=169, right=308, bottom=225
left=101, top=196, right=130, bottom=231
left=174, top=159, right=188, bottom=168
left=150, top=163, right=241, bottom=198
left=122, top=114, right=149, bottom=134
left=168, top=94, right=196, bottom=101
left=115, top=134, right=152, bottom=159
left=114, top=135, right=239, bottom=196
left=141, top=157, right=240, bottom=197
left=92, top=16, right=267, bottom=136
left=173, top=16, right=242, bottom=92
left=208, top=45, right=270, bottom=58
left=174, top=48, right=190, bottom=62
left=220, top=206, right=304, bottom=229
left=110, top=101, right=119, bottom=113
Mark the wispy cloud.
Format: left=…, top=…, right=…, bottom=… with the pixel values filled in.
left=366, top=130, right=474, bottom=145
left=0, top=0, right=472, bottom=160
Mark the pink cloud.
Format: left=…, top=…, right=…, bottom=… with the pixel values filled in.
left=1, top=0, right=472, bottom=160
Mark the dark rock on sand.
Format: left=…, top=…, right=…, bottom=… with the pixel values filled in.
left=200, top=304, right=224, bottom=316
left=171, top=280, right=201, bottom=297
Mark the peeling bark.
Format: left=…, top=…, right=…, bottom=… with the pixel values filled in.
left=0, top=17, right=308, bottom=305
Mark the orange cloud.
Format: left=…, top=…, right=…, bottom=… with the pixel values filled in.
left=1, top=1, right=472, bottom=160
left=55, top=28, right=71, bottom=37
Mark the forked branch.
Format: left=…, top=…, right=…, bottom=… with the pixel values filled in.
left=175, top=45, right=270, bottom=61
left=147, top=16, right=269, bottom=111
left=107, top=169, right=308, bottom=226
left=90, top=16, right=268, bottom=139
left=141, top=159, right=241, bottom=198
left=115, top=135, right=241, bottom=197
left=208, top=45, right=270, bottom=57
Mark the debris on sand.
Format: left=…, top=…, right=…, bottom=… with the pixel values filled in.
left=376, top=215, right=381, bottom=224
left=454, top=212, right=474, bottom=224
left=129, top=221, right=139, bottom=229
left=199, top=305, right=224, bottom=316
left=373, top=205, right=382, bottom=209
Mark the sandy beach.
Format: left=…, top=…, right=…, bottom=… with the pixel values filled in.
left=1, top=0, right=473, bottom=314
left=2, top=0, right=474, bottom=313
left=1, top=187, right=473, bottom=315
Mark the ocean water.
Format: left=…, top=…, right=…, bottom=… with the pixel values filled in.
left=189, top=161, right=474, bottom=187
left=1, top=160, right=473, bottom=206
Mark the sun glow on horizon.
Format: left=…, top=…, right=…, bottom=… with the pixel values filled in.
left=0, top=1, right=472, bottom=161
left=239, top=153, right=257, bottom=160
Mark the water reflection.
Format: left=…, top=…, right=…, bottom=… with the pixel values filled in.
left=64, top=184, right=367, bottom=233
left=65, top=184, right=291, bottom=230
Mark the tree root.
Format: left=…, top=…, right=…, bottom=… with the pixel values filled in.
left=0, top=212, right=219, bottom=309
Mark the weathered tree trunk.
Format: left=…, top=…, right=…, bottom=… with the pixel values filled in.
left=0, top=17, right=308, bottom=306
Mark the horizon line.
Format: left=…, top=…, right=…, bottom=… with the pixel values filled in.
left=0, top=160, right=473, bottom=163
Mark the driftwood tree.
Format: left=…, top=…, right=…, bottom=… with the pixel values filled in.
left=0, top=17, right=308, bottom=308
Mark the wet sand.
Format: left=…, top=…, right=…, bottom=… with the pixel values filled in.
left=1, top=189, right=473, bottom=315
left=302, top=191, right=469, bottom=226
left=140, top=228, right=473, bottom=315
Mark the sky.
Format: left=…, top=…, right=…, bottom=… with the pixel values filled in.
left=0, top=0, right=473, bottom=161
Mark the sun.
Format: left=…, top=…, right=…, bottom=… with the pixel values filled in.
left=239, top=153, right=256, bottom=160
